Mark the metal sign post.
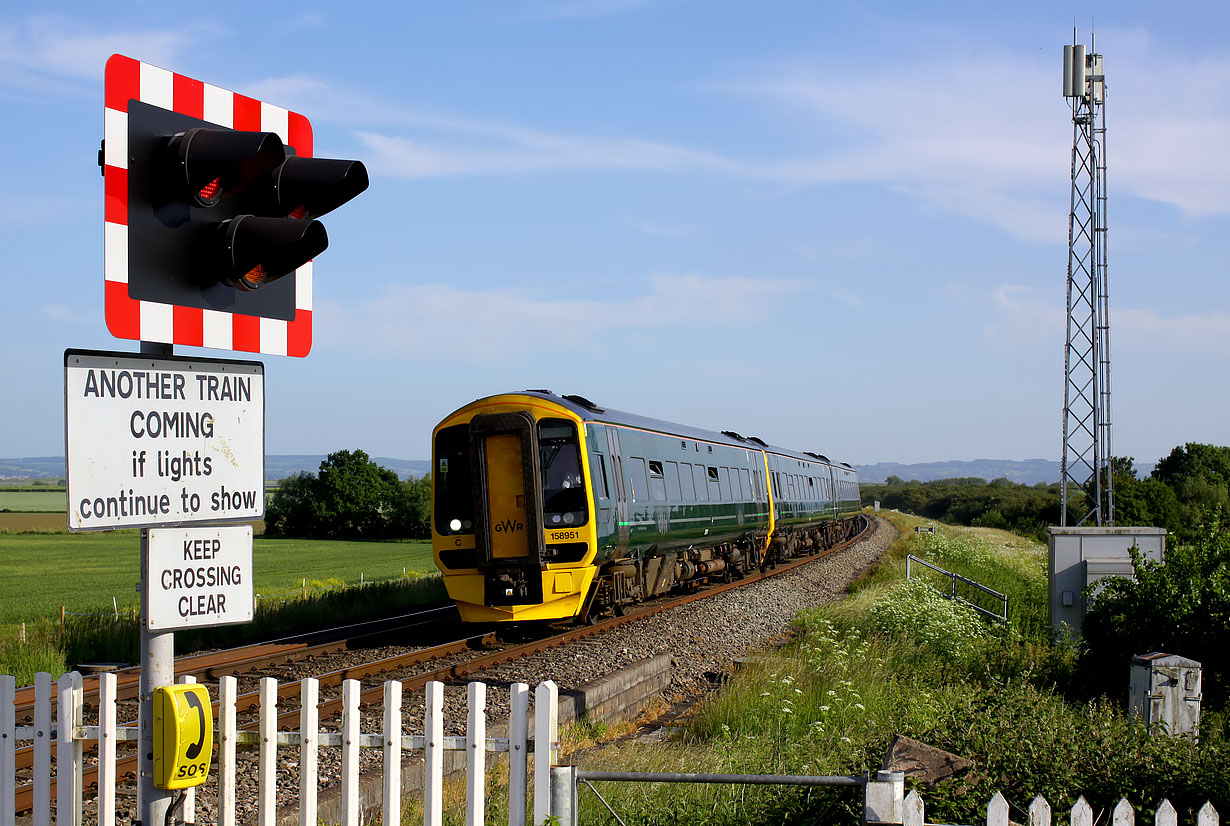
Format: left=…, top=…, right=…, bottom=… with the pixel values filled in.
left=139, top=340, right=174, bottom=826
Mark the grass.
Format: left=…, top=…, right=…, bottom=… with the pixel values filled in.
left=566, top=511, right=1230, bottom=826
left=0, top=490, right=67, bottom=512
left=0, top=529, right=446, bottom=684
left=0, top=531, right=438, bottom=627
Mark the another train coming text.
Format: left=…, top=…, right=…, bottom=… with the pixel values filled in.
left=431, top=391, right=862, bottom=624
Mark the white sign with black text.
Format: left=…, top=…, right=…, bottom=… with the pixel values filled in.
left=146, top=525, right=254, bottom=631
left=65, top=349, right=264, bottom=531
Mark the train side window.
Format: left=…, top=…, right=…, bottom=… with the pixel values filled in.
left=718, top=467, right=732, bottom=501
left=648, top=461, right=667, bottom=501
left=706, top=466, right=721, bottom=501
left=771, top=472, right=780, bottom=499
left=679, top=462, right=696, bottom=501
left=628, top=457, right=648, bottom=503
left=739, top=468, right=750, bottom=500
left=664, top=461, right=681, bottom=500
left=694, top=464, right=709, bottom=501
left=595, top=454, right=609, bottom=499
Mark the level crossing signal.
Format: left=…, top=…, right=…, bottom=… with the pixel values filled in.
left=103, top=55, right=368, bottom=356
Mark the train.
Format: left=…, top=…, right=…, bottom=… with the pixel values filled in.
left=430, top=391, right=863, bottom=624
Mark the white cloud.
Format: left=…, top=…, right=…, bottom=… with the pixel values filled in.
left=318, top=272, right=801, bottom=363
left=0, top=15, right=208, bottom=96
left=986, top=282, right=1230, bottom=356
left=42, top=304, right=93, bottom=324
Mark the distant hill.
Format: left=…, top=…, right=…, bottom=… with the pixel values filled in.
left=0, top=456, right=429, bottom=482
left=3, top=456, right=1154, bottom=486
left=853, top=459, right=1061, bottom=485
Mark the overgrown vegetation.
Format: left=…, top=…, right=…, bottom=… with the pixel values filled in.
left=571, top=515, right=1229, bottom=826
left=1081, top=514, right=1230, bottom=709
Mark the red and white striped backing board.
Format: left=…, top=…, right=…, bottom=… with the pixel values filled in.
left=103, top=54, right=314, bottom=357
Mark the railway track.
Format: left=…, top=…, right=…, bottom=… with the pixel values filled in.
left=14, top=514, right=871, bottom=814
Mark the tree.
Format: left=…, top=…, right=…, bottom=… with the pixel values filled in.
left=391, top=475, right=432, bottom=538
left=264, top=472, right=320, bottom=537
left=313, top=450, right=402, bottom=538
left=264, top=451, right=412, bottom=539
left=1081, top=512, right=1230, bottom=709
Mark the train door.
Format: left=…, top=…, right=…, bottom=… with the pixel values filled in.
left=468, top=412, right=546, bottom=605
left=605, top=428, right=630, bottom=551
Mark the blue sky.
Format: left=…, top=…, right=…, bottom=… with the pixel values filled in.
left=2, top=1, right=1228, bottom=467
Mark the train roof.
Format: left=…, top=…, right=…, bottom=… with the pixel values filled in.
left=507, top=390, right=856, bottom=474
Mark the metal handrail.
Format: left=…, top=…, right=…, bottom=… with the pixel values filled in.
left=906, top=554, right=1008, bottom=621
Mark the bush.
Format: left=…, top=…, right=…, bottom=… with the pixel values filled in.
left=1081, top=513, right=1230, bottom=710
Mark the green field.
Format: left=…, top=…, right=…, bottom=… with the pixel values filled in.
left=0, top=531, right=437, bottom=626
left=0, top=490, right=67, bottom=512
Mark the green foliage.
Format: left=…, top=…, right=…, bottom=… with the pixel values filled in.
left=1081, top=513, right=1230, bottom=709
left=861, top=478, right=1060, bottom=541
left=870, top=578, right=986, bottom=664
left=265, top=450, right=430, bottom=539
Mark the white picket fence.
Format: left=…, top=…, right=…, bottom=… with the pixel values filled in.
left=2, top=671, right=560, bottom=826
left=901, top=788, right=1220, bottom=826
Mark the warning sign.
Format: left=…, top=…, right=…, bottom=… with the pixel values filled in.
left=65, top=349, right=264, bottom=531
left=146, top=526, right=254, bottom=631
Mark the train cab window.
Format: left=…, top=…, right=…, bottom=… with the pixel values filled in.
left=627, top=457, right=648, bottom=503
left=706, top=466, right=721, bottom=501
left=648, top=461, right=667, bottom=501
left=693, top=464, right=709, bottom=501
left=434, top=424, right=474, bottom=535
left=539, top=419, right=589, bottom=526
left=718, top=467, right=732, bottom=501
left=679, top=462, right=696, bottom=501
left=664, top=461, right=682, bottom=500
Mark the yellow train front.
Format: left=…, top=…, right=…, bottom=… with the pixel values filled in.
left=431, top=391, right=864, bottom=624
left=431, top=392, right=601, bottom=622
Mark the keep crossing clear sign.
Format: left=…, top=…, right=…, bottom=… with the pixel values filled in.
left=147, top=526, right=254, bottom=631
left=64, top=349, right=265, bottom=531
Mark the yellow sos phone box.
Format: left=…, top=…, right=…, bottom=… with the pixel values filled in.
left=153, top=684, right=213, bottom=789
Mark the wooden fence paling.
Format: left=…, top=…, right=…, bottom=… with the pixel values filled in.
left=383, top=679, right=401, bottom=826
left=97, top=672, right=117, bottom=826
left=219, top=675, right=238, bottom=826
left=300, top=676, right=319, bottom=826
left=508, top=682, right=530, bottom=826
left=2, top=675, right=15, bottom=826
left=258, top=677, right=278, bottom=826
left=56, top=672, right=83, bottom=826
left=467, top=681, right=487, bottom=826
left=897, top=790, right=1218, bottom=826
left=534, top=680, right=558, bottom=826
left=342, top=679, right=360, bottom=826
left=33, top=672, right=51, bottom=826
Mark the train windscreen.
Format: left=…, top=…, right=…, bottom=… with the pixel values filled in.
left=538, top=418, right=588, bottom=527
left=434, top=424, right=473, bottom=535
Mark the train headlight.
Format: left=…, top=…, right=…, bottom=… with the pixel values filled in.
left=449, top=518, right=462, bottom=532
left=563, top=513, right=575, bottom=525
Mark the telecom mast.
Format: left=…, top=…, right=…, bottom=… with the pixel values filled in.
left=1060, top=36, right=1113, bottom=526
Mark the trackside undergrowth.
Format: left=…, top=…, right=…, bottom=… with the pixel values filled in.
left=565, top=512, right=1230, bottom=826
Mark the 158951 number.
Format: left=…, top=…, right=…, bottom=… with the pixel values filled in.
left=549, top=529, right=581, bottom=541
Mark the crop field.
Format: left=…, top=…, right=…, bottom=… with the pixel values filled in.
left=0, top=490, right=67, bottom=512
left=0, top=531, right=437, bottom=626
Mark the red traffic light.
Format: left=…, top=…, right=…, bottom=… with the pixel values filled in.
left=217, top=216, right=328, bottom=291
